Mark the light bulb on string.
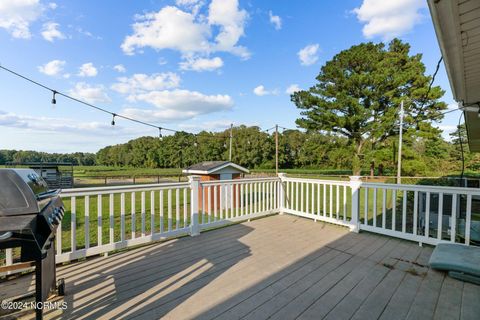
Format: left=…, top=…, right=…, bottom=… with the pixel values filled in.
left=51, top=90, right=57, bottom=105
left=111, top=113, right=116, bottom=126
left=158, top=127, right=163, bottom=140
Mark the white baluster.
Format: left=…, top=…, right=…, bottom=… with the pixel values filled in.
left=413, top=191, right=418, bottom=235
left=71, top=196, right=76, bottom=252
left=437, top=192, right=443, bottom=240
left=451, top=194, right=457, bottom=242
left=97, top=195, right=102, bottom=246
left=150, top=191, right=155, bottom=234
left=109, top=193, right=114, bottom=243
left=85, top=195, right=90, bottom=249
left=176, top=188, right=180, bottom=229
left=168, top=189, right=172, bottom=231
left=141, top=191, right=146, bottom=236
left=159, top=190, right=164, bottom=233
left=466, top=194, right=472, bottom=245
left=121, top=193, right=125, bottom=242
left=184, top=188, right=188, bottom=228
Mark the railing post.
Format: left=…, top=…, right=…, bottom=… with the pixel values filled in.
left=349, top=176, right=362, bottom=233
left=189, top=175, right=201, bottom=236
left=278, top=173, right=286, bottom=214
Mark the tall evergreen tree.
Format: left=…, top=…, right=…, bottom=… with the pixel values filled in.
left=292, top=39, right=447, bottom=175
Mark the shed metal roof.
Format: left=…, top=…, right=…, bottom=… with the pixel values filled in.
left=182, top=161, right=249, bottom=175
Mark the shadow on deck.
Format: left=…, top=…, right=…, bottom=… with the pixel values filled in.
left=1, top=215, right=479, bottom=320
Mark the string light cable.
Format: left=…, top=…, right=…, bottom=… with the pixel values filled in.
left=0, top=64, right=235, bottom=142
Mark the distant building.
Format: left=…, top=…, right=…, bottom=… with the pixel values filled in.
left=5, top=162, right=74, bottom=189
left=183, top=161, right=249, bottom=210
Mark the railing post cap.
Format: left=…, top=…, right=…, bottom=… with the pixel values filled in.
left=349, top=176, right=362, bottom=182
left=188, top=175, right=202, bottom=182
left=278, top=172, right=287, bottom=178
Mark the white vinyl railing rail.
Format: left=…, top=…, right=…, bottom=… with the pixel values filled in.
left=280, top=175, right=356, bottom=230
left=198, top=177, right=279, bottom=230
left=276, top=175, right=479, bottom=246
left=2, top=174, right=478, bottom=276
left=358, top=182, right=480, bottom=246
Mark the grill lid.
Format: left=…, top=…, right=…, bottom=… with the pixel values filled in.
left=0, top=169, right=49, bottom=216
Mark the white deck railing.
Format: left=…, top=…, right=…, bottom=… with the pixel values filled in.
left=2, top=174, right=478, bottom=275
left=358, top=182, right=480, bottom=246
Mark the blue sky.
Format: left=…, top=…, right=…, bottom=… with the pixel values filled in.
left=0, top=0, right=459, bottom=153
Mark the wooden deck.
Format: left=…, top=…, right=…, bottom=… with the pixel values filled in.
left=2, top=214, right=480, bottom=320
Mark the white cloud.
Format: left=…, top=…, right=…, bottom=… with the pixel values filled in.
left=179, top=56, right=223, bottom=72
left=285, top=84, right=301, bottom=94
left=112, top=70, right=233, bottom=121
left=175, top=0, right=204, bottom=15
left=130, top=89, right=233, bottom=112
left=111, top=73, right=181, bottom=94
left=176, top=0, right=202, bottom=6
left=113, top=64, right=126, bottom=73
left=253, top=85, right=267, bottom=96
left=208, top=0, right=249, bottom=59
left=69, top=82, right=111, bottom=104
left=78, top=62, right=98, bottom=77
left=48, top=2, right=57, bottom=10
left=122, top=89, right=233, bottom=121
left=179, top=119, right=233, bottom=131
left=37, top=59, right=66, bottom=76
left=0, top=0, right=43, bottom=39
left=269, top=11, right=281, bottom=30
left=121, top=6, right=210, bottom=55
left=41, top=21, right=65, bottom=42
left=253, top=85, right=278, bottom=96
left=447, top=102, right=458, bottom=111
left=438, top=124, right=457, bottom=141
left=298, top=44, right=319, bottom=66
left=158, top=57, right=168, bottom=65
left=121, top=0, right=249, bottom=60
left=353, top=0, right=426, bottom=40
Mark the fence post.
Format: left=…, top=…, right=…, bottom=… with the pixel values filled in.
left=349, top=176, right=362, bottom=233
left=189, top=175, right=201, bottom=236
left=278, top=173, right=286, bottom=214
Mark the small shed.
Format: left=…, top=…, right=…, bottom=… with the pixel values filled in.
left=5, top=162, right=74, bottom=189
left=183, top=161, right=249, bottom=212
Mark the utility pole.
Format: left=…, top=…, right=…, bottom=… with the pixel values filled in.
left=275, top=124, right=279, bottom=175
left=229, top=123, right=233, bottom=161
left=397, top=100, right=404, bottom=184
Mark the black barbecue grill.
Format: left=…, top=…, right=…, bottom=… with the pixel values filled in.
left=0, top=169, right=65, bottom=319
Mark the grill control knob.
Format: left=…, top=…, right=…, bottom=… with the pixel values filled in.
left=53, top=207, right=64, bottom=219
left=52, top=216, right=60, bottom=225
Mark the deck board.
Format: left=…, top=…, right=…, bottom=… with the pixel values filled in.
left=0, top=214, right=479, bottom=320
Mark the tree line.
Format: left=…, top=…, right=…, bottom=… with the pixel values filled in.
left=1, top=123, right=477, bottom=176
left=95, top=124, right=476, bottom=176
left=0, top=150, right=96, bottom=166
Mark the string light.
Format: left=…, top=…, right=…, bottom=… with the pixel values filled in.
left=51, top=90, right=57, bottom=105
left=111, top=113, right=116, bottom=126
left=158, top=127, right=163, bottom=139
